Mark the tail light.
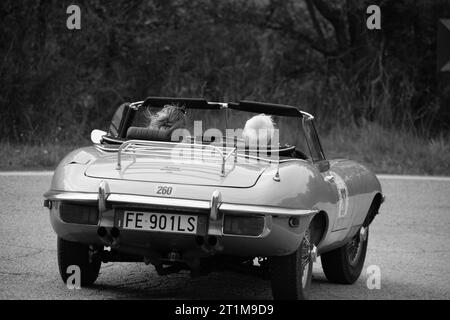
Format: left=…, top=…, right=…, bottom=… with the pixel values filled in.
left=59, top=203, right=99, bottom=225
left=223, top=215, right=265, bottom=236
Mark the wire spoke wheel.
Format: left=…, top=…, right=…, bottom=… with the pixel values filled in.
left=321, top=226, right=369, bottom=284
left=269, top=227, right=314, bottom=300
left=57, top=237, right=101, bottom=287
left=300, top=229, right=312, bottom=289
left=346, top=234, right=363, bottom=267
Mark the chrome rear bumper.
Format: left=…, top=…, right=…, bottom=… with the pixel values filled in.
left=44, top=190, right=317, bottom=257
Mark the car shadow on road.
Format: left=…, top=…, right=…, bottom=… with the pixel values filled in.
left=90, top=269, right=273, bottom=299
left=87, top=269, right=360, bottom=300
left=57, top=269, right=443, bottom=300
left=70, top=262, right=443, bottom=300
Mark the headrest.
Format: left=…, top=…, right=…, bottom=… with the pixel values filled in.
left=126, top=127, right=174, bottom=142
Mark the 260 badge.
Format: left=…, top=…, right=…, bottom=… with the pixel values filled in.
left=155, top=185, right=174, bottom=196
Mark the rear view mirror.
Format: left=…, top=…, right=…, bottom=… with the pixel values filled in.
left=91, top=129, right=107, bottom=144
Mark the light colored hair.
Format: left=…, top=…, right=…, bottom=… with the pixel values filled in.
left=145, top=104, right=186, bottom=130
left=242, top=113, right=275, bottom=146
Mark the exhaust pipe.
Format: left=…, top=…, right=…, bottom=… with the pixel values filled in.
left=110, top=227, right=121, bottom=248
left=206, top=236, right=217, bottom=246
left=97, top=227, right=113, bottom=246
left=110, top=227, right=120, bottom=238
left=199, top=235, right=222, bottom=253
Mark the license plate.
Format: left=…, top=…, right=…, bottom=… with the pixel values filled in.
left=121, top=211, right=197, bottom=234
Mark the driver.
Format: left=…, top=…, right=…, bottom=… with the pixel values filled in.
left=242, top=113, right=308, bottom=160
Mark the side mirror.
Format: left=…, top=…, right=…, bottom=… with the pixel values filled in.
left=91, top=129, right=107, bottom=144
left=316, top=160, right=330, bottom=172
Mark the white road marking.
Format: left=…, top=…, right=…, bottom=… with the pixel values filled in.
left=0, top=171, right=449, bottom=181
left=0, top=171, right=54, bottom=176
left=377, top=174, right=450, bottom=182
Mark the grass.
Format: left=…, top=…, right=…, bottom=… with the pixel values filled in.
left=0, top=142, right=83, bottom=171
left=0, top=124, right=449, bottom=175
left=322, top=123, right=450, bottom=176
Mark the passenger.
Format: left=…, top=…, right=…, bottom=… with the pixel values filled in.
left=242, top=113, right=275, bottom=147
left=145, top=104, right=187, bottom=134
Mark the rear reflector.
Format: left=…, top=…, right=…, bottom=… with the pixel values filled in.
left=223, top=215, right=265, bottom=236
left=59, top=203, right=99, bottom=225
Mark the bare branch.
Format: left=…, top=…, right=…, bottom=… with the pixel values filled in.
left=264, top=20, right=337, bottom=56
left=311, top=0, right=348, bottom=51
left=259, top=1, right=337, bottom=56
left=306, top=0, right=326, bottom=46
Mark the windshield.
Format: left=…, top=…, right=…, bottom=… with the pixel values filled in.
left=112, top=103, right=310, bottom=160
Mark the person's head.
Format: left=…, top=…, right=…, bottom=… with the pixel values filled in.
left=242, top=113, right=275, bottom=147
left=146, top=104, right=186, bottom=130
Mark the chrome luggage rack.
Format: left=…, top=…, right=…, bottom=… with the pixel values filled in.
left=116, top=140, right=238, bottom=176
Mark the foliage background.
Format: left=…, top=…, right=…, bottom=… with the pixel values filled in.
left=0, top=0, right=449, bottom=173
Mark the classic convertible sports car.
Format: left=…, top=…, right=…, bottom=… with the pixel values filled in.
left=44, top=97, right=384, bottom=299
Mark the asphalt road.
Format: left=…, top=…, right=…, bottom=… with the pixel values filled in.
left=0, top=173, right=449, bottom=300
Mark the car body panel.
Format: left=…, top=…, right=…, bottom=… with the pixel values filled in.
left=45, top=145, right=382, bottom=259
left=44, top=99, right=383, bottom=266
left=85, top=153, right=269, bottom=188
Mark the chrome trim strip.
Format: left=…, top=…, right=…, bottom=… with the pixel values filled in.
left=129, top=101, right=144, bottom=108
left=219, top=203, right=317, bottom=217
left=208, top=190, right=223, bottom=236
left=210, top=190, right=221, bottom=221
left=300, top=111, right=314, bottom=120
left=44, top=192, right=98, bottom=202
left=107, top=194, right=211, bottom=210
left=98, top=180, right=109, bottom=212
left=208, top=102, right=228, bottom=109
left=44, top=192, right=316, bottom=217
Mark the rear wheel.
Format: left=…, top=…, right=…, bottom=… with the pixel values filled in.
left=57, top=237, right=101, bottom=287
left=269, top=228, right=313, bottom=300
left=321, top=227, right=369, bottom=284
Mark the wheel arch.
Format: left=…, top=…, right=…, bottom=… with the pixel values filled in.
left=363, top=192, right=384, bottom=227
left=310, top=210, right=329, bottom=246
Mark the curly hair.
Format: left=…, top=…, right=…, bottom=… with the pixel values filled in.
left=144, top=104, right=186, bottom=131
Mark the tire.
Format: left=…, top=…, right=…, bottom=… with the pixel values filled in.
left=57, top=237, right=101, bottom=287
left=321, top=227, right=369, bottom=284
left=269, top=228, right=313, bottom=300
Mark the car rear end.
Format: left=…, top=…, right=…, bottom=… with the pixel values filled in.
left=44, top=141, right=316, bottom=274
